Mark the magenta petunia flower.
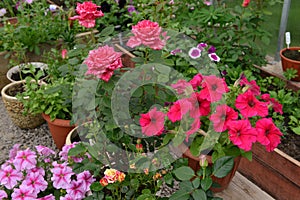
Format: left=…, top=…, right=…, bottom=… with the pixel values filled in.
left=126, top=20, right=169, bottom=50
left=208, top=46, right=216, bottom=54
left=37, top=194, right=55, bottom=200
left=261, top=94, right=283, bottom=114
left=210, top=105, right=238, bottom=132
left=66, top=180, right=85, bottom=199
left=256, top=118, right=283, bottom=152
left=242, top=0, right=251, bottom=7
left=186, top=118, right=201, bottom=139
left=140, top=107, right=165, bottom=136
left=11, top=185, right=37, bottom=199
left=187, top=93, right=211, bottom=118
left=208, top=53, right=220, bottom=62
left=76, top=171, right=95, bottom=191
left=197, top=42, right=208, bottom=50
left=189, top=73, right=203, bottom=90
left=60, top=194, right=74, bottom=200
left=199, top=75, right=229, bottom=102
left=227, top=120, right=257, bottom=151
left=167, top=99, right=191, bottom=123
left=170, top=48, right=182, bottom=55
left=51, top=166, right=74, bottom=189
left=84, top=45, right=123, bottom=82
left=240, top=75, right=261, bottom=95
left=26, top=167, right=45, bottom=177
left=20, top=172, right=48, bottom=194
left=69, top=1, right=104, bottom=28
left=188, top=47, right=202, bottom=59
left=13, top=148, right=37, bottom=171
left=0, top=190, right=7, bottom=199
left=35, top=145, right=55, bottom=157
left=235, top=90, right=269, bottom=118
left=171, top=79, right=191, bottom=95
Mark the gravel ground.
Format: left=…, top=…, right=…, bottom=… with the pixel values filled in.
left=0, top=98, right=57, bottom=165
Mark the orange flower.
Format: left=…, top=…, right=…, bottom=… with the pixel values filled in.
left=100, top=177, right=108, bottom=186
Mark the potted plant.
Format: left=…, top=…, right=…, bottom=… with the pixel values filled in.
left=17, top=44, right=91, bottom=150
left=67, top=19, right=284, bottom=199
left=280, top=47, right=300, bottom=81
left=0, top=143, right=95, bottom=199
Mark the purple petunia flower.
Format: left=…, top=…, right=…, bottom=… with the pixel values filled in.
left=170, top=48, right=182, bottom=55
left=208, top=46, right=216, bottom=54
left=0, top=8, right=7, bottom=17
left=189, top=47, right=201, bottom=59
left=208, top=53, right=220, bottom=62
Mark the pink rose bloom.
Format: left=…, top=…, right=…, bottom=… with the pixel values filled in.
left=69, top=1, right=104, bottom=28
left=84, top=45, right=123, bottom=82
left=127, top=20, right=169, bottom=50
left=242, top=0, right=251, bottom=7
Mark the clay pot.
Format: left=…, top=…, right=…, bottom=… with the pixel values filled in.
left=183, top=148, right=241, bottom=193
left=1, top=80, right=45, bottom=129
left=280, top=47, right=300, bottom=81
left=42, top=113, right=75, bottom=150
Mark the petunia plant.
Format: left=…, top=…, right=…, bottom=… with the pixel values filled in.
left=0, top=143, right=95, bottom=200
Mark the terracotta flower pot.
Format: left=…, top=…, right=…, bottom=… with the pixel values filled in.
left=42, top=113, right=75, bottom=150
left=280, top=47, right=300, bottom=81
left=1, top=80, right=45, bottom=129
left=183, top=148, right=241, bottom=193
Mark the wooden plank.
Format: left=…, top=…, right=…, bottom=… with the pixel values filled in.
left=216, top=172, right=275, bottom=200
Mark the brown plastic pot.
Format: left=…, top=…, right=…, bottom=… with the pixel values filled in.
left=280, top=47, right=300, bottom=81
left=42, top=113, right=75, bottom=150
left=183, top=148, right=241, bottom=193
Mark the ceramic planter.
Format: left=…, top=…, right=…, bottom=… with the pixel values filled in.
left=1, top=80, right=45, bottom=129
left=42, top=113, right=75, bottom=150
left=280, top=47, right=300, bottom=81
left=238, top=143, right=300, bottom=200
left=6, top=62, right=48, bottom=82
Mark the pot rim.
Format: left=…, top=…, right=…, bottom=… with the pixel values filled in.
left=1, top=80, right=26, bottom=100
left=280, top=47, right=300, bottom=63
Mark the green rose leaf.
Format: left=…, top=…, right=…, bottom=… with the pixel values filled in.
left=173, top=166, right=195, bottom=181
left=212, top=156, right=234, bottom=178
left=191, top=189, right=207, bottom=200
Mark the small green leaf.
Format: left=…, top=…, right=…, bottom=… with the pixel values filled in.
left=173, top=166, right=195, bottom=181
left=292, top=127, right=300, bottom=135
left=212, top=156, right=234, bottom=178
left=68, top=143, right=86, bottom=156
left=201, top=177, right=213, bottom=191
left=192, top=177, right=200, bottom=188
left=192, top=189, right=207, bottom=200
left=169, top=190, right=190, bottom=200
left=90, top=182, right=103, bottom=192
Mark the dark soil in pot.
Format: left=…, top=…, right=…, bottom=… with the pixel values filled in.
left=5, top=83, right=25, bottom=96
left=10, top=70, right=48, bottom=82
left=282, top=49, right=300, bottom=61
left=277, top=132, right=300, bottom=161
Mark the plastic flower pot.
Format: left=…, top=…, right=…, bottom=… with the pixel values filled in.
left=42, top=113, right=75, bottom=150
left=280, top=47, right=300, bottom=81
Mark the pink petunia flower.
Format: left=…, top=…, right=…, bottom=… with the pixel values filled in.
left=171, top=79, right=192, bottom=95
left=84, top=45, right=123, bottom=82
left=20, top=172, right=48, bottom=194
left=140, top=107, right=165, bottom=136
left=256, top=118, right=283, bottom=152
left=0, top=165, right=23, bottom=189
left=37, top=194, right=55, bottom=200
left=189, top=73, right=203, bottom=90
left=199, top=75, right=229, bottom=102
left=0, top=190, right=7, bottom=199
left=235, top=90, right=268, bottom=118
left=187, top=93, right=211, bottom=118
left=197, top=42, right=208, bottom=50
left=186, top=118, right=201, bottom=138
left=227, top=119, right=257, bottom=151
left=69, top=1, right=104, bottom=28
left=11, top=185, right=37, bottom=199
left=126, top=20, right=169, bottom=50
left=61, top=49, right=68, bottom=59
left=76, top=171, right=95, bottom=191
left=167, top=99, right=192, bottom=122
left=210, top=105, right=238, bottom=132
left=240, top=75, right=260, bottom=95
left=35, top=145, right=55, bottom=157
left=60, top=194, right=74, bottom=200
left=51, top=166, right=74, bottom=189
left=27, top=167, right=45, bottom=177
left=9, top=144, right=21, bottom=161
left=13, top=148, right=37, bottom=171
left=261, top=94, right=283, bottom=114
left=66, top=180, right=85, bottom=199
